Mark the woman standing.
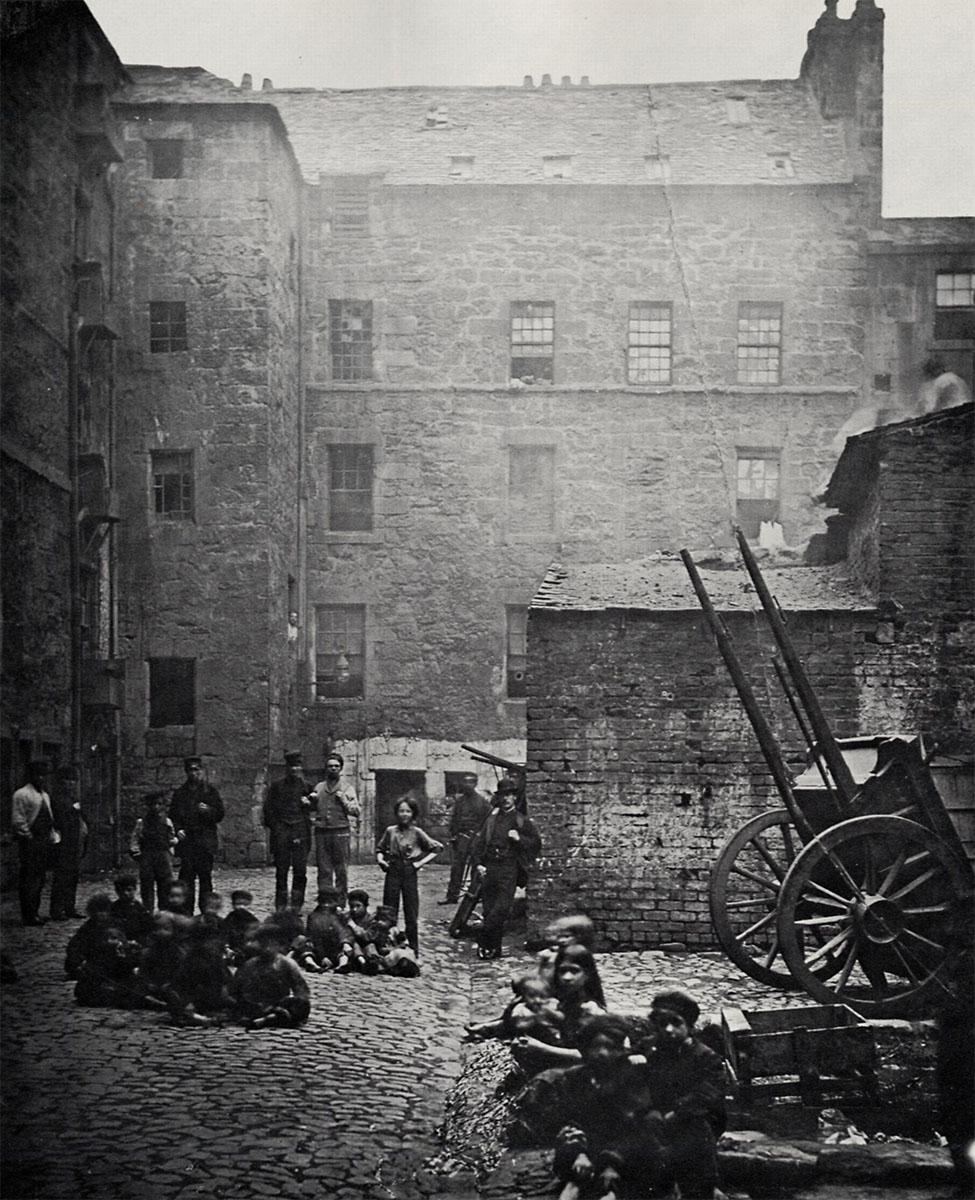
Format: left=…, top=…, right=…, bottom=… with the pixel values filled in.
left=376, top=798, right=443, bottom=955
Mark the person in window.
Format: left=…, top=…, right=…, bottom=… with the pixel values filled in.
left=468, top=778, right=541, bottom=960
left=440, top=772, right=492, bottom=906
left=169, top=756, right=224, bottom=913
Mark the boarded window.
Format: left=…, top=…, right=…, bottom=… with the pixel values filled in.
left=149, top=139, right=184, bottom=179
left=737, top=449, right=781, bottom=538
left=506, top=607, right=528, bottom=699
left=542, top=155, right=572, bottom=179
left=149, top=658, right=195, bottom=727
left=627, top=302, right=672, bottom=384
left=935, top=272, right=975, bottom=341
left=737, top=302, right=782, bottom=385
left=510, top=301, right=554, bottom=383
left=328, top=444, right=374, bottom=532
left=151, top=450, right=193, bottom=520
left=329, top=300, right=373, bottom=381
left=508, top=445, right=555, bottom=533
left=315, top=605, right=365, bottom=699
left=333, top=178, right=370, bottom=237
left=149, top=301, right=187, bottom=353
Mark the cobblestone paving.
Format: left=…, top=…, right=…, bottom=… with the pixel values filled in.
left=0, top=866, right=946, bottom=1200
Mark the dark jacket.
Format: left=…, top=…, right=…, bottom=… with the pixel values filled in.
left=170, top=781, right=224, bottom=853
left=469, top=806, right=541, bottom=873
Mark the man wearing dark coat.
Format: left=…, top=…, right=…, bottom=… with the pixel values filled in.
left=263, top=750, right=312, bottom=910
left=469, top=777, right=541, bottom=960
left=169, top=756, right=224, bottom=913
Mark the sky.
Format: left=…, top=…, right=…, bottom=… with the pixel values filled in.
left=86, top=0, right=974, bottom=218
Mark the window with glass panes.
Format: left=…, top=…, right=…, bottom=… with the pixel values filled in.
left=934, top=272, right=975, bottom=341
left=329, top=300, right=373, bottom=380
left=510, top=302, right=554, bottom=382
left=151, top=451, right=193, bottom=520
left=736, top=450, right=781, bottom=538
left=506, top=608, right=528, bottom=699
left=315, top=605, right=365, bottom=699
left=627, top=302, right=672, bottom=384
left=737, top=303, right=782, bottom=384
left=149, top=301, right=187, bottom=353
left=328, top=445, right=374, bottom=532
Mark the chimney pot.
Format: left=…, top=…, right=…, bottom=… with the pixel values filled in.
left=240, top=73, right=252, bottom=90
left=523, top=75, right=534, bottom=88
left=561, top=75, right=572, bottom=87
left=262, top=78, right=273, bottom=91
left=541, top=73, right=552, bottom=87
left=580, top=75, right=591, bottom=87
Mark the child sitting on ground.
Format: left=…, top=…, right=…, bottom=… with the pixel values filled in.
left=537, top=914, right=596, bottom=990
left=74, top=924, right=145, bottom=1008
left=304, top=886, right=353, bottom=972
left=221, top=890, right=259, bottom=966
left=110, top=871, right=154, bottom=944
left=65, top=892, right=117, bottom=979
left=466, top=970, right=563, bottom=1045
left=137, top=910, right=191, bottom=1007
left=232, top=922, right=311, bottom=1029
left=196, top=891, right=225, bottom=934
left=168, top=919, right=234, bottom=1026
left=634, top=989, right=726, bottom=1200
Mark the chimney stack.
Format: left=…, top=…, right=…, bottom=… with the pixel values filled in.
left=541, top=73, right=552, bottom=87
left=523, top=75, right=534, bottom=88
left=240, top=73, right=252, bottom=90
left=561, top=76, right=572, bottom=87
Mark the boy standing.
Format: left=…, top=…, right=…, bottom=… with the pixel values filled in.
left=130, top=790, right=178, bottom=911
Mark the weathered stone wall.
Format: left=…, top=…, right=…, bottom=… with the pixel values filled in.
left=525, top=606, right=881, bottom=949
left=114, top=104, right=302, bottom=865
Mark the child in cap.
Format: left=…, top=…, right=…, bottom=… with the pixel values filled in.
left=129, top=790, right=178, bottom=911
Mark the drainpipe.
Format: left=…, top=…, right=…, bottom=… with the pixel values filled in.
left=68, top=246, right=83, bottom=775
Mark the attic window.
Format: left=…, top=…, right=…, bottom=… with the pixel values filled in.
left=542, top=155, right=572, bottom=180
left=725, top=97, right=750, bottom=125
left=644, top=154, right=671, bottom=183
left=768, top=153, right=795, bottom=179
left=426, top=105, right=448, bottom=128
left=449, top=155, right=474, bottom=180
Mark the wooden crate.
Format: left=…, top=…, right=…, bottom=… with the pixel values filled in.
left=722, top=1005, right=878, bottom=1106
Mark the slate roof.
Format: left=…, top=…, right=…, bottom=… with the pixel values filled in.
left=531, top=555, right=874, bottom=614
left=120, top=67, right=852, bottom=188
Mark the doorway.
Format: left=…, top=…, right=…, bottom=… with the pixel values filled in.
left=373, top=769, right=427, bottom=843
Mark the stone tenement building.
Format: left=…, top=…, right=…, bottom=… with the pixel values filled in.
left=2, top=2, right=972, bottom=876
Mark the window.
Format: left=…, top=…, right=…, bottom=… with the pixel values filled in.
left=510, top=301, right=554, bottom=383
left=644, top=154, right=671, bottom=183
left=151, top=451, right=194, bottom=520
left=329, top=300, right=373, bottom=381
left=448, top=155, right=474, bottom=180
left=148, top=139, right=184, bottom=179
left=328, top=444, right=374, bottom=532
left=80, top=566, right=100, bottom=657
left=767, top=153, right=795, bottom=179
left=332, top=177, right=370, bottom=237
left=315, top=605, right=365, bottom=699
left=506, top=607, right=528, bottom=699
left=149, top=658, right=195, bottom=727
left=725, top=97, right=750, bottom=125
left=935, top=272, right=975, bottom=341
left=508, top=445, right=555, bottom=533
left=149, top=301, right=187, bottom=353
left=627, top=302, right=672, bottom=384
left=736, top=449, right=781, bottom=539
left=737, top=302, right=782, bottom=384
left=542, top=155, right=572, bottom=179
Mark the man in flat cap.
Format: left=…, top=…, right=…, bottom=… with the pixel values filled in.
left=170, top=756, right=224, bottom=912
left=263, top=751, right=313, bottom=910
left=12, top=759, right=60, bottom=925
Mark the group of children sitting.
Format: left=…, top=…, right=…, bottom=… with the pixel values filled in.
left=63, top=874, right=421, bottom=1030
left=466, top=914, right=726, bottom=1200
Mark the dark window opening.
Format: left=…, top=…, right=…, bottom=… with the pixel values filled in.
left=328, top=444, right=374, bottom=531
left=510, top=301, right=554, bottom=383
left=149, top=658, right=195, bottom=727
left=152, top=450, right=193, bottom=520
left=316, top=605, right=365, bottom=699
left=149, top=139, right=184, bottom=179
left=149, top=301, right=187, bottom=353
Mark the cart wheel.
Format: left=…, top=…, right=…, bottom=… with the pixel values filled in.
left=710, top=810, right=804, bottom=987
left=777, top=815, right=970, bottom=1018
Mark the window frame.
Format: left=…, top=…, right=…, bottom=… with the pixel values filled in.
left=736, top=447, right=782, bottom=539
left=328, top=299, right=374, bottom=382
left=737, top=302, right=783, bottom=385
left=151, top=450, right=194, bottom=522
left=314, top=604, right=366, bottom=700
left=934, top=271, right=975, bottom=342
left=510, top=301, right=555, bottom=384
left=327, top=444, right=374, bottom=532
left=148, top=657, right=196, bottom=728
left=149, top=300, right=188, bottom=354
left=627, top=301, right=673, bottom=385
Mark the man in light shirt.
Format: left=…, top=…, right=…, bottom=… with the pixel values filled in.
left=12, top=759, right=60, bottom=926
left=310, top=753, right=359, bottom=906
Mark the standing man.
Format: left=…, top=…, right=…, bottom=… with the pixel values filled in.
left=469, top=777, right=541, bottom=960
left=439, top=772, right=491, bottom=905
left=12, top=759, right=60, bottom=926
left=50, top=764, right=88, bottom=920
left=310, top=752, right=359, bottom=906
left=263, top=750, right=313, bottom=911
left=169, top=756, right=224, bottom=912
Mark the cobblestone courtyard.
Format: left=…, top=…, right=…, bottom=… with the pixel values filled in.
left=0, top=865, right=954, bottom=1200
